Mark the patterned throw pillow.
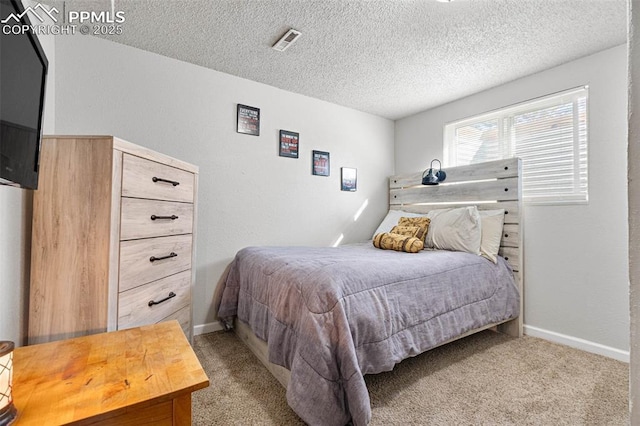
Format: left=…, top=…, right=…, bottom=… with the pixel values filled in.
left=397, top=217, right=430, bottom=243
left=390, top=225, right=422, bottom=238
left=373, top=232, right=424, bottom=253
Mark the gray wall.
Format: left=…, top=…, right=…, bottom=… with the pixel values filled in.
left=51, top=34, right=395, bottom=330
left=395, top=44, right=629, bottom=355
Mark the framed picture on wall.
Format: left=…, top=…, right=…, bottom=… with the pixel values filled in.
left=312, top=150, right=330, bottom=176
left=279, top=130, right=299, bottom=158
left=341, top=167, right=357, bottom=191
left=236, top=104, right=260, bottom=136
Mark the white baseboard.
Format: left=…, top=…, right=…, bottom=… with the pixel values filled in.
left=524, top=324, right=629, bottom=363
left=194, top=321, right=629, bottom=363
left=194, top=321, right=224, bottom=336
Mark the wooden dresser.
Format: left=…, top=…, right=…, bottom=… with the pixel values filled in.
left=29, top=136, right=198, bottom=345
left=13, top=321, right=209, bottom=425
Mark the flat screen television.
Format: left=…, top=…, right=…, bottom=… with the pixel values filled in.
left=0, top=0, right=48, bottom=189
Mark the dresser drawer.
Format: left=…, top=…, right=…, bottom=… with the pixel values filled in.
left=120, top=198, right=193, bottom=240
left=160, top=305, right=191, bottom=338
left=119, top=234, right=192, bottom=292
left=122, top=154, right=195, bottom=203
left=118, top=270, right=190, bottom=330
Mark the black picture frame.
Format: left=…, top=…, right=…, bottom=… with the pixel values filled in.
left=279, top=130, right=299, bottom=158
left=236, top=104, right=260, bottom=136
left=312, top=150, right=330, bottom=176
left=341, top=167, right=357, bottom=191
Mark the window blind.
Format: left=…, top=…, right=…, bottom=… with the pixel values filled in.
left=444, top=87, right=588, bottom=204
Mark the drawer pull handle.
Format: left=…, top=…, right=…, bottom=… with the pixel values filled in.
left=149, top=252, right=177, bottom=262
left=152, top=176, right=180, bottom=186
left=150, top=215, right=178, bottom=221
left=148, top=292, right=176, bottom=307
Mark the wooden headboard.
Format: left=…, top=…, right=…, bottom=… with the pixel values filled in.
left=388, top=158, right=523, bottom=337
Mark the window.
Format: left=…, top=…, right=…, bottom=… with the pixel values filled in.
left=444, top=87, right=588, bottom=204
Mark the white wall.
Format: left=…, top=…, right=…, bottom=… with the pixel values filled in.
left=0, top=0, right=55, bottom=345
left=0, top=189, right=32, bottom=345
left=52, top=35, right=395, bottom=329
left=395, top=44, right=629, bottom=354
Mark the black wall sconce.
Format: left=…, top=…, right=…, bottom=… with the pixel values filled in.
left=422, top=159, right=447, bottom=185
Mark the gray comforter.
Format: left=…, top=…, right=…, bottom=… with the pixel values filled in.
left=215, top=243, right=519, bottom=425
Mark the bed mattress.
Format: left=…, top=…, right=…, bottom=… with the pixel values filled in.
left=215, top=243, right=519, bottom=425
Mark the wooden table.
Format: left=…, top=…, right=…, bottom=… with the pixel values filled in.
left=12, top=320, right=209, bottom=425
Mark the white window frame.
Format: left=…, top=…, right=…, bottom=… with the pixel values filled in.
left=443, top=86, right=589, bottom=205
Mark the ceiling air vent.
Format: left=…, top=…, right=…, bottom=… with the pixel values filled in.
left=272, top=29, right=301, bottom=52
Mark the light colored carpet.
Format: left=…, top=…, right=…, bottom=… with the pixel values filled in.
left=192, top=330, right=628, bottom=425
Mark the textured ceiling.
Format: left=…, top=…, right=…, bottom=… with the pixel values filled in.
left=62, top=0, right=627, bottom=120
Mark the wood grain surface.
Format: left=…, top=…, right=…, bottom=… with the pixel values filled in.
left=29, top=137, right=114, bottom=344
left=119, top=234, right=193, bottom=292
left=118, top=271, right=191, bottom=330
left=13, top=321, right=209, bottom=425
left=121, top=154, right=195, bottom=203
left=120, top=198, right=194, bottom=240
left=29, top=136, right=198, bottom=344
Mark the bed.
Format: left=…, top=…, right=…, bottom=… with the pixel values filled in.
left=214, top=158, right=523, bottom=426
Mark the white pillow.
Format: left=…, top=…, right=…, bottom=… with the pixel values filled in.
left=423, top=208, right=453, bottom=248
left=425, top=206, right=482, bottom=255
left=372, top=210, right=423, bottom=238
left=479, top=209, right=505, bottom=263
